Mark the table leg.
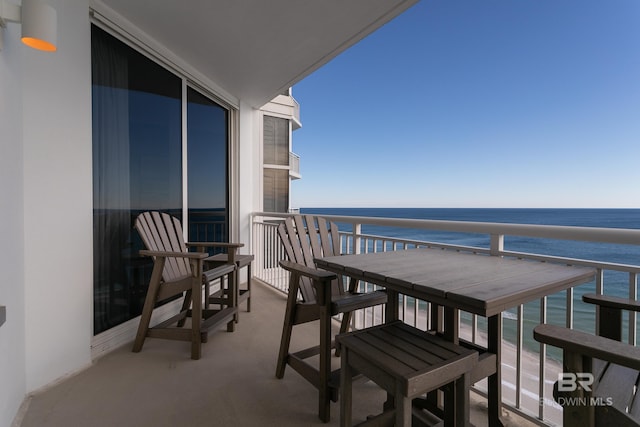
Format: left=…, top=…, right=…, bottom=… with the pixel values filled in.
left=488, top=314, right=506, bottom=427
left=386, top=289, right=399, bottom=322
left=383, top=289, right=400, bottom=411
left=443, top=306, right=460, bottom=425
left=431, top=304, right=444, bottom=334
left=443, top=306, right=459, bottom=344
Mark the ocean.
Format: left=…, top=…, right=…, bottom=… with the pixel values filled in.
left=300, top=207, right=640, bottom=357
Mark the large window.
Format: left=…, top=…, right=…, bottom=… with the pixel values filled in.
left=263, top=115, right=289, bottom=213
left=91, top=25, right=229, bottom=334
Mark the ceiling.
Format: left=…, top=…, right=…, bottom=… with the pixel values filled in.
left=96, top=0, right=419, bottom=108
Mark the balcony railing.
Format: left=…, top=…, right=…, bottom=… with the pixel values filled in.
left=250, top=211, right=640, bottom=426
left=289, top=152, right=301, bottom=179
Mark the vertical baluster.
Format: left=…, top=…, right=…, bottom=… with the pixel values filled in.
left=516, top=304, right=523, bottom=409
left=630, top=272, right=637, bottom=345
left=566, top=286, right=573, bottom=330
left=472, top=314, right=477, bottom=344
left=539, top=296, right=547, bottom=421
left=595, top=268, right=604, bottom=336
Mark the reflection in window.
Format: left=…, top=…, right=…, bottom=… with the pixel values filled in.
left=92, top=25, right=182, bottom=334
left=187, top=87, right=229, bottom=248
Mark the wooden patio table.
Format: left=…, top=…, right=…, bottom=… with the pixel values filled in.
left=315, top=247, right=596, bottom=426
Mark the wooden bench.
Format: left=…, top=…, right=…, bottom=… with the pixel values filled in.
left=337, top=321, right=478, bottom=427
left=534, top=293, right=640, bottom=426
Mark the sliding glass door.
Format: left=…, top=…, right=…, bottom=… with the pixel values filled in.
left=91, top=25, right=229, bottom=334
left=187, top=87, right=229, bottom=247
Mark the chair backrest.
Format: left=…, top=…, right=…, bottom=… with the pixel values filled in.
left=278, top=215, right=342, bottom=302
left=135, top=211, right=192, bottom=283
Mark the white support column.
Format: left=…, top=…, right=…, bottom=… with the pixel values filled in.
left=353, top=223, right=362, bottom=255
left=490, top=234, right=504, bottom=256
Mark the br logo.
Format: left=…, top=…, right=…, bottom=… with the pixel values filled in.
left=558, top=372, right=595, bottom=392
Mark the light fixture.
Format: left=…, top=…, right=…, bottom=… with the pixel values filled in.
left=0, top=0, right=57, bottom=52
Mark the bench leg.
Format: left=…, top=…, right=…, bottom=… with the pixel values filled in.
left=395, top=383, right=411, bottom=427
left=340, top=347, right=353, bottom=427
left=455, top=374, right=471, bottom=427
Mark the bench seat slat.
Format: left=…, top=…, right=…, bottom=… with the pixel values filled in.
left=595, top=363, right=640, bottom=415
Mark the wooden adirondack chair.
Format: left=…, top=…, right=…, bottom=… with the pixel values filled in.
left=133, top=211, right=239, bottom=360
left=275, top=215, right=388, bottom=422
left=534, top=293, right=640, bottom=426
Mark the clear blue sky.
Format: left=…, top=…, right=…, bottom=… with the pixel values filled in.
left=291, top=0, right=640, bottom=209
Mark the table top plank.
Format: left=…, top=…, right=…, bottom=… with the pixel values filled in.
left=447, top=266, right=596, bottom=316
left=316, top=248, right=596, bottom=317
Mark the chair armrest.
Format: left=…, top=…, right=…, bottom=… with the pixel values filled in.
left=139, top=250, right=209, bottom=260
left=280, top=260, right=337, bottom=306
left=186, top=242, right=244, bottom=263
left=186, top=242, right=244, bottom=249
left=203, top=263, right=236, bottom=282
left=534, top=324, right=640, bottom=371
left=583, top=293, right=640, bottom=312
left=279, top=260, right=336, bottom=282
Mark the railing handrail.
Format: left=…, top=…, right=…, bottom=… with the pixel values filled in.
left=252, top=211, right=640, bottom=246
left=344, top=230, right=640, bottom=275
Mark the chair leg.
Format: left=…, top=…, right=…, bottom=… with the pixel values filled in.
left=232, top=269, right=239, bottom=324
left=224, top=275, right=236, bottom=332
left=336, top=277, right=357, bottom=357
left=177, top=289, right=192, bottom=328
left=335, top=311, right=352, bottom=357
left=246, top=263, right=252, bottom=312
left=319, top=302, right=331, bottom=422
left=276, top=277, right=300, bottom=379
left=190, top=279, right=203, bottom=360
left=133, top=261, right=164, bottom=353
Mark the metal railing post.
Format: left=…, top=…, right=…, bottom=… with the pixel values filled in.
left=353, top=223, right=361, bottom=255
left=490, top=233, right=504, bottom=256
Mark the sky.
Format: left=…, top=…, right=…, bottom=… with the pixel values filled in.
left=290, top=0, right=640, bottom=209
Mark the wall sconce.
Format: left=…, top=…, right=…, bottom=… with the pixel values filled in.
left=0, top=0, right=57, bottom=52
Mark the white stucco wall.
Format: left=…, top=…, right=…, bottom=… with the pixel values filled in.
left=21, top=0, right=93, bottom=393
left=0, top=19, right=27, bottom=427
left=238, top=101, right=260, bottom=252
left=1, top=2, right=263, bottom=424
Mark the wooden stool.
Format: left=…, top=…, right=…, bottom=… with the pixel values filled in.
left=205, top=253, right=254, bottom=318
left=337, top=321, right=478, bottom=427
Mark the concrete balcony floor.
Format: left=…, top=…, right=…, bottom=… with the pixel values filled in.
left=20, top=282, right=537, bottom=427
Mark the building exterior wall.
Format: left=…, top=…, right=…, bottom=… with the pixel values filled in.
left=0, top=16, right=27, bottom=427
left=22, top=0, right=94, bottom=395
